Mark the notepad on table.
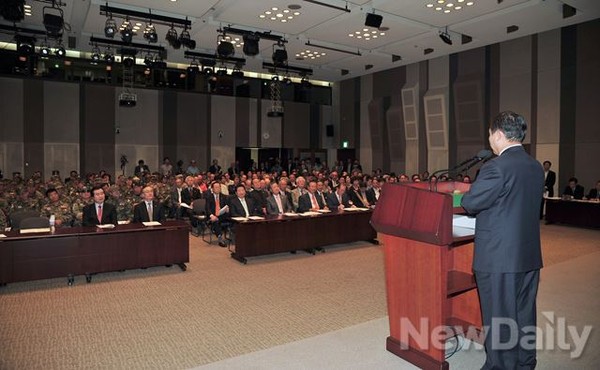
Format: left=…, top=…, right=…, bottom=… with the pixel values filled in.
left=231, top=217, right=248, bottom=222
left=96, top=224, right=115, bottom=229
left=20, top=228, right=51, bottom=234
left=142, top=221, right=162, bottom=227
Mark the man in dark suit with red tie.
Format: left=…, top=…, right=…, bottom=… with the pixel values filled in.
left=82, top=185, right=118, bottom=226
left=462, top=111, right=544, bottom=370
left=133, top=186, right=166, bottom=223
left=297, top=180, right=327, bottom=213
left=205, top=181, right=229, bottom=247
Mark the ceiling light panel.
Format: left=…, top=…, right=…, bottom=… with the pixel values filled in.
left=259, top=6, right=301, bottom=23
left=425, top=0, right=474, bottom=14
left=347, top=27, right=387, bottom=42
left=305, top=12, right=423, bottom=49
left=215, top=1, right=344, bottom=35
left=377, top=0, right=528, bottom=28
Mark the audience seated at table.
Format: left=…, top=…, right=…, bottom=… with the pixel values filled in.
left=562, top=177, right=585, bottom=200
left=586, top=180, right=600, bottom=200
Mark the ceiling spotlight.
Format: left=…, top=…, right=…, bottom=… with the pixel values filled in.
left=143, top=22, right=158, bottom=43
left=43, top=4, right=64, bottom=38
left=217, top=33, right=235, bottom=58
left=203, top=67, right=214, bottom=76
left=16, top=35, right=35, bottom=56
left=40, top=39, right=51, bottom=57
left=122, top=57, right=135, bottom=68
left=272, top=41, right=288, bottom=67
left=54, top=40, right=67, bottom=58
left=282, top=75, right=292, bottom=85
left=104, top=48, right=114, bottom=64
left=216, top=65, right=228, bottom=76
left=104, top=16, right=117, bottom=38
left=179, top=28, right=195, bottom=49
left=143, top=53, right=153, bottom=66
left=439, top=28, right=452, bottom=45
left=187, top=59, right=200, bottom=74
left=165, top=25, right=180, bottom=49
left=121, top=19, right=133, bottom=43
left=242, top=33, right=260, bottom=56
left=231, top=65, right=244, bottom=78
left=91, top=45, right=101, bottom=62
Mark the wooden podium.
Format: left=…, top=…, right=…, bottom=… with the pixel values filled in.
left=371, top=181, right=482, bottom=370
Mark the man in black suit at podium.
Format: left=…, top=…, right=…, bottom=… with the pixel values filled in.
left=461, top=111, right=544, bottom=370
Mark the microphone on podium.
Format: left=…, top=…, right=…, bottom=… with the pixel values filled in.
left=430, top=149, right=493, bottom=179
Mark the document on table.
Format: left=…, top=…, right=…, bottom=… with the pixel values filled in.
left=0, top=234, right=6, bottom=238
left=20, top=228, right=51, bottom=234
left=317, top=209, right=331, bottom=213
left=284, top=212, right=299, bottom=217
left=247, top=216, right=264, bottom=220
left=142, top=221, right=162, bottom=227
left=96, top=224, right=115, bottom=229
left=344, top=207, right=368, bottom=211
left=118, top=220, right=130, bottom=225
left=300, top=211, right=320, bottom=216
left=231, top=217, right=248, bottom=222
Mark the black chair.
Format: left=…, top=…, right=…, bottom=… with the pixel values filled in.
left=191, top=198, right=208, bottom=238
left=10, top=210, right=41, bottom=230
left=19, top=217, right=50, bottom=229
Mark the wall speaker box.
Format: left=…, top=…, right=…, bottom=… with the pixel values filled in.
left=326, top=125, right=334, bottom=137
left=365, top=13, right=383, bottom=28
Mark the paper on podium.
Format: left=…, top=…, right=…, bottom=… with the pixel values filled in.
left=452, top=215, right=476, bottom=238
left=218, top=205, right=229, bottom=216
left=142, top=221, right=162, bottom=227
left=453, top=215, right=476, bottom=229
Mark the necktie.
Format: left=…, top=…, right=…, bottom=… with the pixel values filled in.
left=311, top=193, right=318, bottom=209
left=275, top=194, right=283, bottom=214
left=215, top=195, right=220, bottom=215
left=178, top=188, right=182, bottom=203
left=147, top=202, right=153, bottom=221
left=97, top=204, right=102, bottom=223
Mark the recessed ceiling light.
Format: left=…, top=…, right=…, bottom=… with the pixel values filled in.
left=427, top=0, right=473, bottom=12
left=260, top=7, right=299, bottom=22
left=272, top=7, right=278, bottom=11
left=265, top=11, right=271, bottom=14
left=293, top=11, right=300, bottom=15
left=283, top=9, right=290, bottom=13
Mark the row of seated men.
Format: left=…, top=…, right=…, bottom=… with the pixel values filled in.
left=0, top=174, right=380, bottom=239
left=561, top=177, right=600, bottom=200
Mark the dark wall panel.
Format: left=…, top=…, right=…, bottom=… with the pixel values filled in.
left=80, top=84, right=115, bottom=174
left=574, top=19, right=600, bottom=190
left=283, top=102, right=310, bottom=148
left=161, top=91, right=178, bottom=164
left=236, top=97, right=250, bottom=147
left=559, top=26, right=577, bottom=189
left=339, top=79, right=357, bottom=147
left=23, top=80, right=44, bottom=177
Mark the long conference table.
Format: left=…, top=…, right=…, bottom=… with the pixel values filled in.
left=0, top=220, right=189, bottom=286
left=545, top=198, right=600, bottom=229
left=230, top=209, right=378, bottom=264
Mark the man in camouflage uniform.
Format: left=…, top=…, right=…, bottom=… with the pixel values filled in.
left=71, top=188, right=92, bottom=226
left=40, top=188, right=74, bottom=227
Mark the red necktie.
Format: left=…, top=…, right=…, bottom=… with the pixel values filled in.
left=97, top=204, right=102, bottom=223
left=215, top=195, right=220, bottom=215
left=311, top=193, right=318, bottom=209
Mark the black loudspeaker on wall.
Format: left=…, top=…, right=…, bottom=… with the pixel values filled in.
left=326, top=125, right=334, bottom=137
